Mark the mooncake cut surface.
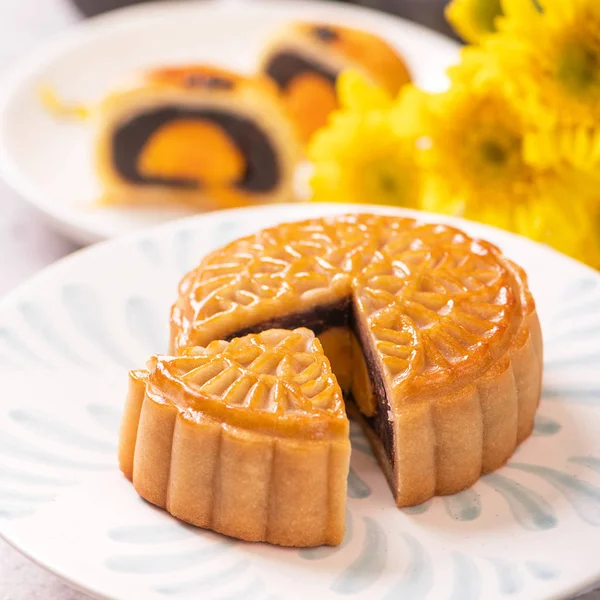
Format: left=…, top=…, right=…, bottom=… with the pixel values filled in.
left=259, top=23, right=412, bottom=142
left=96, top=65, right=302, bottom=209
left=171, top=213, right=543, bottom=507
left=119, top=328, right=350, bottom=547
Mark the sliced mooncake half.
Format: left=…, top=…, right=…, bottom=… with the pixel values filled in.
left=119, top=328, right=350, bottom=547
left=171, top=213, right=543, bottom=508
left=96, top=65, right=302, bottom=209
left=259, top=22, right=412, bottom=142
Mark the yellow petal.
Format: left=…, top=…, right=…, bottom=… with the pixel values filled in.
left=446, top=0, right=503, bottom=44
left=337, top=70, right=392, bottom=112
left=499, top=0, right=540, bottom=26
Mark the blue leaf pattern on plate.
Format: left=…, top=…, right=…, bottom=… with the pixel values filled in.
left=108, top=523, right=196, bottom=544
left=0, top=507, right=35, bottom=519
left=560, top=277, right=598, bottom=301
left=443, top=488, right=481, bottom=521
left=382, top=533, right=433, bottom=600
left=544, top=352, right=600, bottom=369
left=9, top=410, right=116, bottom=453
left=211, top=576, right=265, bottom=600
left=546, top=323, right=600, bottom=345
left=0, top=431, right=113, bottom=470
left=547, top=276, right=600, bottom=338
left=125, top=295, right=169, bottom=354
left=486, top=557, right=523, bottom=595
left=138, top=238, right=162, bottom=265
left=213, top=219, right=239, bottom=246
left=532, top=414, right=562, bottom=436
left=331, top=517, right=387, bottom=594
left=542, top=385, right=600, bottom=405
left=62, top=283, right=137, bottom=368
left=0, top=327, right=53, bottom=368
left=525, top=561, right=560, bottom=580
left=0, top=464, right=75, bottom=487
left=18, top=301, right=89, bottom=366
left=403, top=500, right=432, bottom=515
left=173, top=229, right=195, bottom=274
left=0, top=348, right=20, bottom=369
left=347, top=468, right=371, bottom=499
left=0, top=487, right=57, bottom=504
left=350, top=439, right=374, bottom=458
left=155, top=560, right=251, bottom=595
left=569, top=455, right=600, bottom=474
left=105, top=539, right=234, bottom=574
left=553, top=298, right=600, bottom=323
left=509, top=463, right=600, bottom=525
left=482, top=472, right=557, bottom=530
left=87, top=404, right=121, bottom=437
left=349, top=423, right=374, bottom=458
left=450, top=552, right=481, bottom=600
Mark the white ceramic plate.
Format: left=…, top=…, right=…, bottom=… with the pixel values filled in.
left=1, top=202, right=600, bottom=600
left=0, top=0, right=459, bottom=246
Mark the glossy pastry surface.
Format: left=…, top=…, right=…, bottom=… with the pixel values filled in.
left=119, top=328, right=350, bottom=547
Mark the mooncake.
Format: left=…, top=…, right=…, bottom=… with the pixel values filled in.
left=95, top=65, right=302, bottom=209
left=119, top=328, right=349, bottom=547
left=259, top=23, right=412, bottom=142
left=170, top=214, right=543, bottom=509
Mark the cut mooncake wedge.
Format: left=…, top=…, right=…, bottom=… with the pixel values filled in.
left=119, top=328, right=350, bottom=547
left=95, top=65, right=302, bottom=209
left=259, top=22, right=412, bottom=142
left=171, top=214, right=543, bottom=508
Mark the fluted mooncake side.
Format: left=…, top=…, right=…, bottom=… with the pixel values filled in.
left=119, top=328, right=350, bottom=547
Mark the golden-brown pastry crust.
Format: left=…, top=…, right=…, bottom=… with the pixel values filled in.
left=119, top=328, right=350, bottom=547
left=170, top=214, right=543, bottom=507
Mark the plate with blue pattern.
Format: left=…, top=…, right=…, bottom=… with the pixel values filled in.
left=1, top=202, right=599, bottom=600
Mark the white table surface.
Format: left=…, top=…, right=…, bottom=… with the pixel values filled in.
left=0, top=2, right=598, bottom=599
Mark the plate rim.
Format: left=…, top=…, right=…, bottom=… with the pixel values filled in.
left=0, top=0, right=460, bottom=246
left=0, top=201, right=597, bottom=314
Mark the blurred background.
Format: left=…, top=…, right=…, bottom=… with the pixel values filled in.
left=71, top=0, right=458, bottom=38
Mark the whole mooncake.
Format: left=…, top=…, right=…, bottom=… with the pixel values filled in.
left=259, top=23, right=412, bottom=142
left=95, top=65, right=302, bottom=209
left=170, top=214, right=543, bottom=510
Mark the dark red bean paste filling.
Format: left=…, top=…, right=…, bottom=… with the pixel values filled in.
left=224, top=297, right=395, bottom=466
left=112, top=107, right=279, bottom=193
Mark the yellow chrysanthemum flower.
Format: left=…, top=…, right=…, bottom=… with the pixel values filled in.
left=446, top=0, right=504, bottom=44
left=492, top=0, right=600, bottom=129
left=515, top=194, right=600, bottom=269
left=415, top=76, right=533, bottom=215
left=406, top=72, right=600, bottom=267
left=524, top=126, right=600, bottom=172
left=337, top=69, right=393, bottom=112
left=308, top=71, right=421, bottom=207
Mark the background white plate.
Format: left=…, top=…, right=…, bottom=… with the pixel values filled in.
left=0, top=202, right=599, bottom=600
left=0, top=0, right=459, bottom=246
